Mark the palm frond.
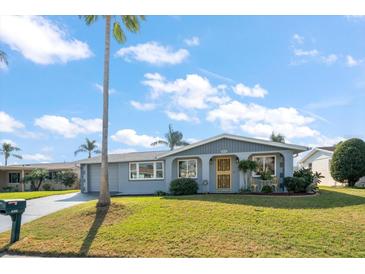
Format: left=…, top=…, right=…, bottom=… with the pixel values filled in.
left=121, top=16, right=141, bottom=33
left=74, top=148, right=86, bottom=156
left=0, top=50, right=8, bottom=65
left=113, top=22, right=126, bottom=43
left=151, top=140, right=168, bottom=147
left=94, top=149, right=101, bottom=154
left=176, top=140, right=190, bottom=146
left=80, top=15, right=98, bottom=25
left=12, top=154, right=22, bottom=159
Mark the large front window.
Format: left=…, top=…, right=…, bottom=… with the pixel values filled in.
left=252, top=155, right=276, bottom=177
left=178, top=159, right=197, bottom=178
left=9, top=172, right=20, bottom=183
left=129, top=161, right=164, bottom=180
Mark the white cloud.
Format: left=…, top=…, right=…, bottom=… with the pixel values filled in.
left=34, top=115, right=102, bottom=138
left=109, top=148, right=137, bottom=154
left=22, top=153, right=52, bottom=162
left=130, top=100, right=156, bottom=111
left=0, top=16, right=92, bottom=65
left=184, top=36, right=200, bottom=46
left=322, top=54, right=338, bottom=65
left=198, top=68, right=235, bottom=83
left=207, top=100, right=318, bottom=139
left=233, top=83, right=268, bottom=98
left=346, top=55, right=360, bottom=67
left=0, top=111, right=24, bottom=132
left=116, top=41, right=189, bottom=65
left=143, top=73, right=228, bottom=109
left=111, top=129, right=160, bottom=148
left=165, top=111, right=200, bottom=123
left=292, top=34, right=304, bottom=44
left=94, top=83, right=116, bottom=94
left=293, top=49, right=319, bottom=57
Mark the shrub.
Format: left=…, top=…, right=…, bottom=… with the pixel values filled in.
left=169, top=178, right=198, bottom=195
left=155, top=190, right=167, bottom=196
left=1, top=186, right=18, bottom=192
left=42, top=183, right=52, bottom=191
left=261, top=185, right=273, bottom=193
left=25, top=168, right=48, bottom=191
left=284, top=177, right=308, bottom=193
left=259, top=170, right=273, bottom=181
left=56, top=171, right=78, bottom=188
left=330, top=138, right=365, bottom=186
left=294, top=168, right=323, bottom=185
left=239, top=187, right=251, bottom=193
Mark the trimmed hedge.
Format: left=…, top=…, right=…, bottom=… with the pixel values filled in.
left=169, top=178, right=198, bottom=195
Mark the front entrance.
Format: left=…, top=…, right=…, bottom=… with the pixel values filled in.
left=216, top=157, right=231, bottom=190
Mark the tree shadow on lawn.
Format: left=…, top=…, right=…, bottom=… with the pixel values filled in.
left=79, top=205, right=109, bottom=256
left=163, top=189, right=365, bottom=209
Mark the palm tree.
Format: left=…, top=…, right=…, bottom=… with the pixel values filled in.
left=0, top=142, right=22, bottom=166
left=151, top=124, right=190, bottom=150
left=74, top=138, right=101, bottom=158
left=80, top=15, right=145, bottom=207
left=0, top=50, right=7, bottom=65
left=270, top=132, right=285, bottom=143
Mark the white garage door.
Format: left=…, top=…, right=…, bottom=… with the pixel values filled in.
left=88, top=164, right=119, bottom=192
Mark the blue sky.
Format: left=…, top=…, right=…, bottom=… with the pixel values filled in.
left=0, top=15, right=364, bottom=164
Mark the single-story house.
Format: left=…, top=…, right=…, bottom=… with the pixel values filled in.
left=299, top=146, right=365, bottom=186
left=0, top=162, right=80, bottom=191
left=79, top=134, right=308, bottom=194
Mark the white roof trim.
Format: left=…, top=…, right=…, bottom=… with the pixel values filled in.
left=158, top=133, right=309, bottom=158
left=299, top=148, right=334, bottom=164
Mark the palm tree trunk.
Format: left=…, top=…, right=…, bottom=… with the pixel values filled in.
left=98, top=15, right=111, bottom=207
left=88, top=151, right=91, bottom=158
left=4, top=155, right=7, bottom=166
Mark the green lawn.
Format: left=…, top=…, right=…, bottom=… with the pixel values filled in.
left=1, top=187, right=364, bottom=257
left=0, top=190, right=79, bottom=200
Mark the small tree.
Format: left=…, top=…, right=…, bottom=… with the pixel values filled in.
left=270, top=132, right=285, bottom=143
left=25, top=168, right=49, bottom=191
left=330, top=138, right=365, bottom=186
left=238, top=160, right=258, bottom=189
left=57, top=171, right=78, bottom=188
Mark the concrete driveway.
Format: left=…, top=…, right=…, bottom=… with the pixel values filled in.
left=0, top=192, right=96, bottom=233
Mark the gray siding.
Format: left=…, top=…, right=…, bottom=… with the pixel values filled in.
left=171, top=157, right=204, bottom=193
left=117, top=162, right=166, bottom=194
left=173, top=138, right=286, bottom=157
left=86, top=162, right=166, bottom=194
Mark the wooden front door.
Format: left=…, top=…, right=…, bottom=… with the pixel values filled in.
left=216, top=157, right=231, bottom=190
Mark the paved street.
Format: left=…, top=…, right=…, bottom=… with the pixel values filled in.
left=0, top=192, right=95, bottom=233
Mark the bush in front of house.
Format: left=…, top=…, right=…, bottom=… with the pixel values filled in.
left=284, top=176, right=308, bottom=193
left=56, top=170, right=78, bottom=188
left=155, top=190, right=167, bottom=196
left=169, top=178, right=198, bottom=195
left=42, top=182, right=53, bottom=191
left=261, top=185, right=273, bottom=193
left=330, top=138, right=365, bottom=187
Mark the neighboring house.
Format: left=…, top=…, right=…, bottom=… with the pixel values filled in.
left=79, top=134, right=308, bottom=194
left=299, top=146, right=365, bottom=186
left=0, top=162, right=80, bottom=191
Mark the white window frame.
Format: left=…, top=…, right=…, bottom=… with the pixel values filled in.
left=177, top=159, right=198, bottom=179
left=129, top=161, right=164, bottom=181
left=252, top=155, right=276, bottom=177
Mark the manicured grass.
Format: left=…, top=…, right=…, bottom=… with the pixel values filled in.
left=0, top=190, right=79, bottom=200
left=1, top=187, right=364, bottom=257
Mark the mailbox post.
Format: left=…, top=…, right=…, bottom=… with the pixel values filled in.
left=0, top=199, right=27, bottom=243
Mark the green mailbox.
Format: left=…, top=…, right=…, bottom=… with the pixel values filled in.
left=0, top=199, right=27, bottom=243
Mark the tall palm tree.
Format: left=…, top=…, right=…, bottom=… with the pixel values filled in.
left=74, top=138, right=101, bottom=158
left=0, top=142, right=22, bottom=166
left=270, top=132, right=285, bottom=143
left=151, top=124, right=190, bottom=150
left=0, top=50, right=7, bottom=65
left=80, top=15, right=145, bottom=207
